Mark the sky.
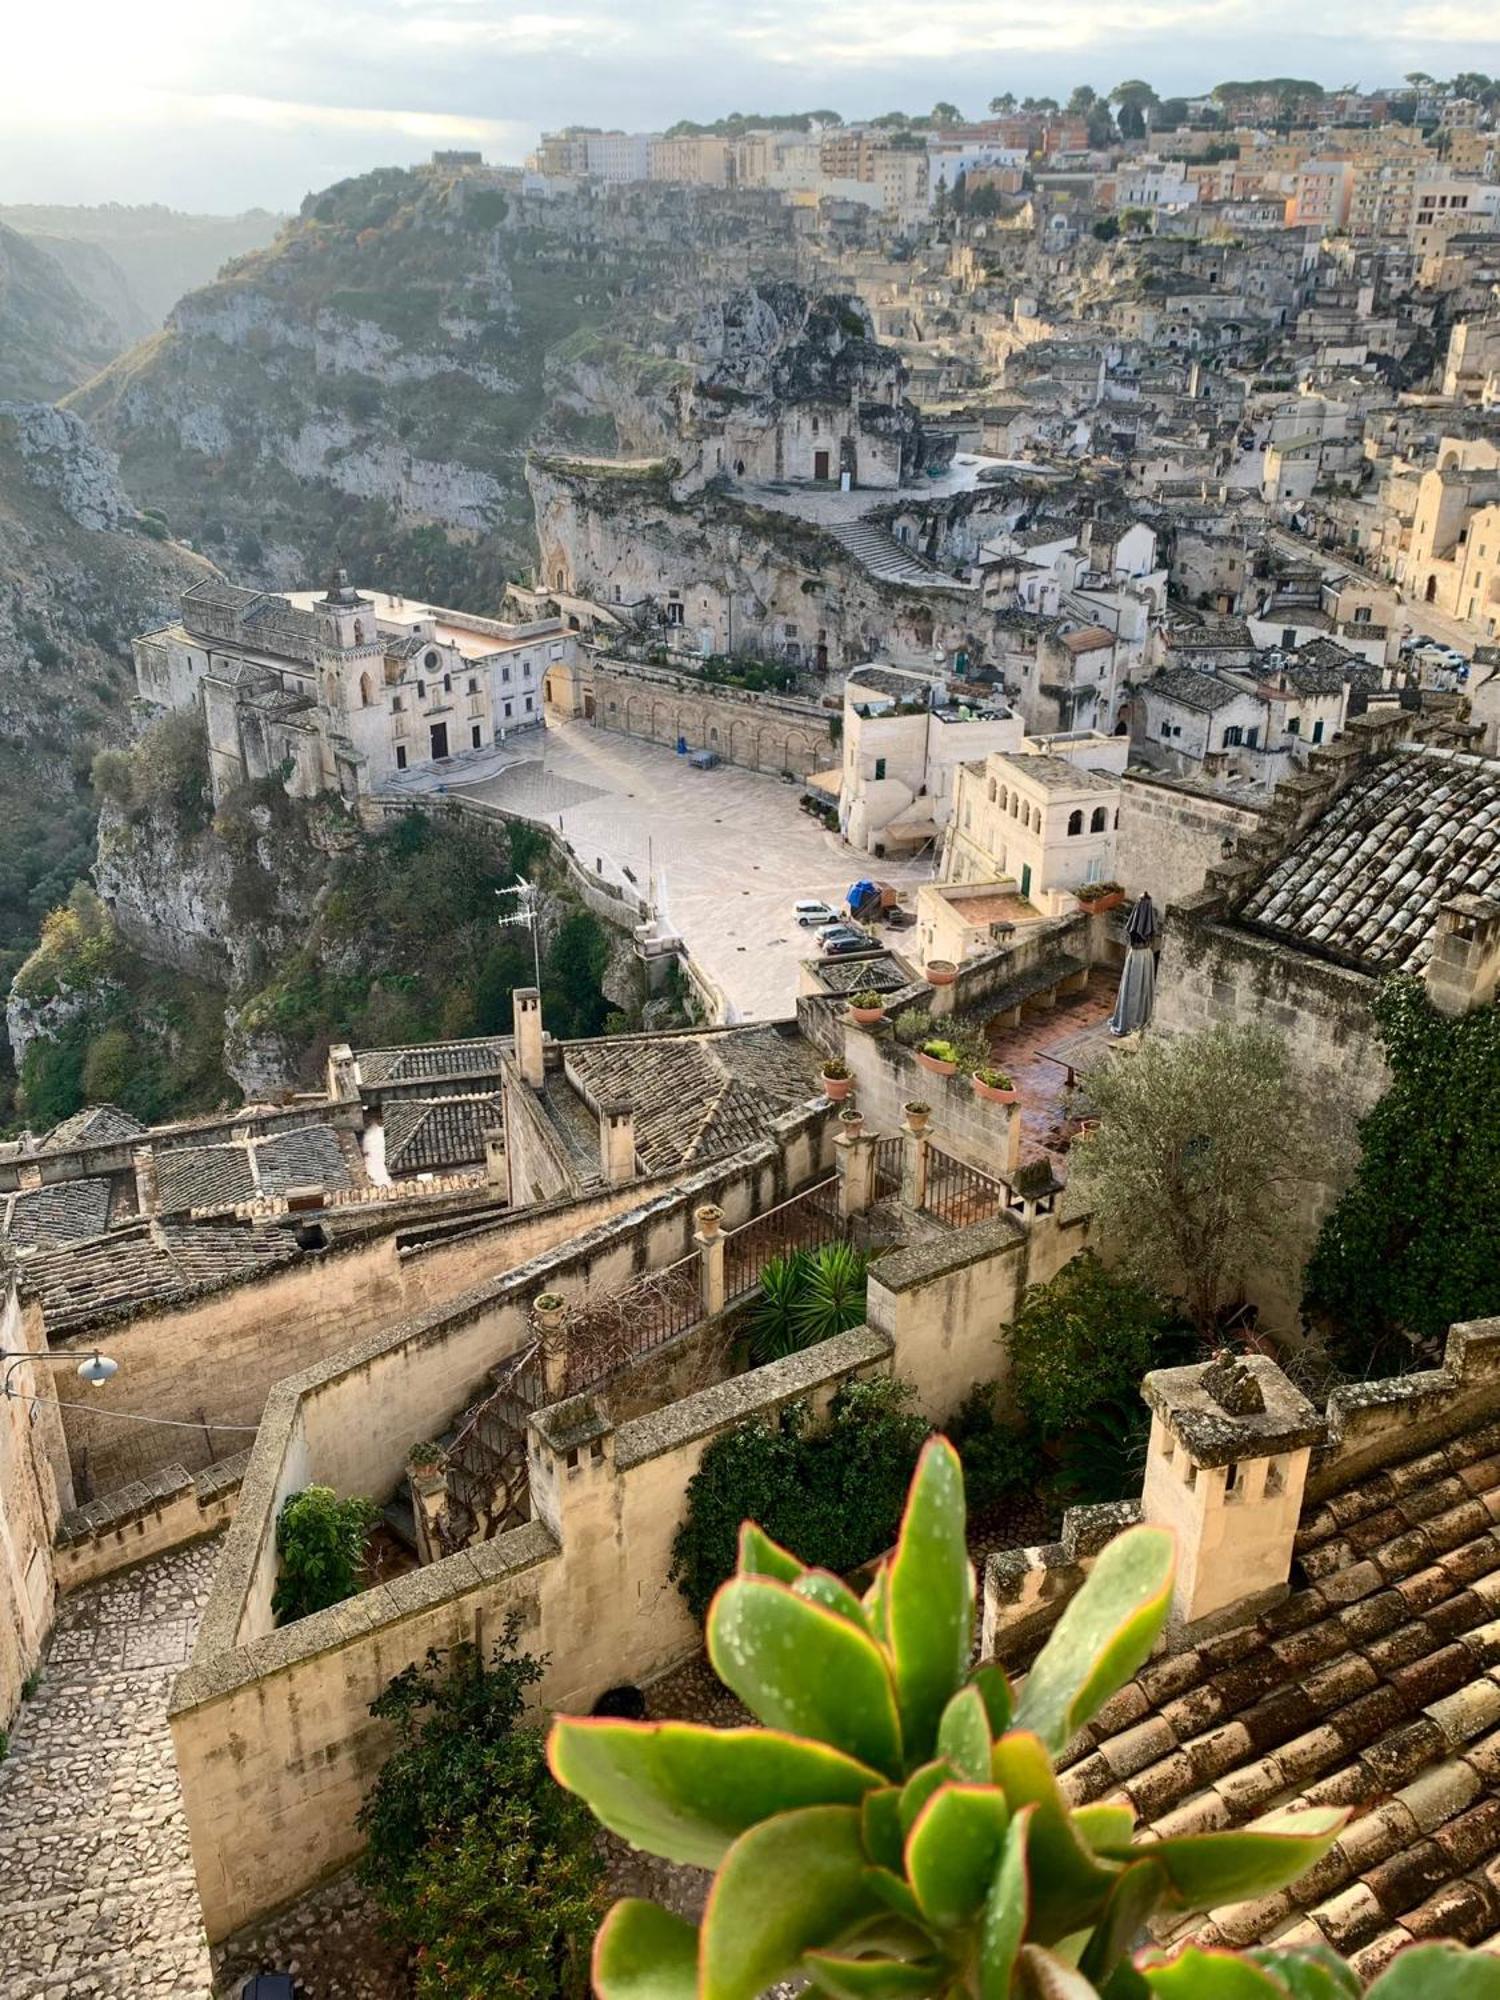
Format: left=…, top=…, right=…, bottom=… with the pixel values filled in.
left=2, top=0, right=1497, bottom=214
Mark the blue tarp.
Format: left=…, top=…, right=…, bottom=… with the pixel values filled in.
left=848, top=879, right=879, bottom=913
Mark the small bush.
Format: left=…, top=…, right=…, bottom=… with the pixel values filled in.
left=894, top=1007, right=933, bottom=1046
left=944, top=1382, right=1038, bottom=1515
left=1009, top=1251, right=1176, bottom=1439
left=746, top=1241, right=870, bottom=1367
left=271, top=1485, right=377, bottom=1625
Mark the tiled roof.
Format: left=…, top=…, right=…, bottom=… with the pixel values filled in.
left=817, top=955, right=911, bottom=995
left=4, top=1178, right=114, bottom=1250
left=39, top=1106, right=146, bottom=1154
left=154, top=1146, right=256, bottom=1214
left=1053, top=1415, right=1500, bottom=1980
left=21, top=1219, right=301, bottom=1335
left=1148, top=667, right=1242, bottom=714
left=1238, top=748, right=1500, bottom=974
left=562, top=1029, right=819, bottom=1176
left=1169, top=619, right=1256, bottom=652
left=384, top=1095, right=499, bottom=1176
left=356, top=1039, right=508, bottom=1084
left=256, top=1125, right=354, bottom=1195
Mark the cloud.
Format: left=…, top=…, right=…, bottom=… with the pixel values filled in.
left=726, top=0, right=1253, bottom=65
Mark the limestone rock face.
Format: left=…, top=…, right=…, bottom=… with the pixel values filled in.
left=0, top=400, right=133, bottom=532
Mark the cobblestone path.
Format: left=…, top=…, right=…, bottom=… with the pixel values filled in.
left=0, top=1540, right=218, bottom=1999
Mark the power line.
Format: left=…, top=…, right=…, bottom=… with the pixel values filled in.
left=5, top=1391, right=260, bottom=1435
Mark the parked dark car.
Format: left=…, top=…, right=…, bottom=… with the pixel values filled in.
left=820, top=926, right=879, bottom=957
left=242, top=1976, right=296, bottom=2000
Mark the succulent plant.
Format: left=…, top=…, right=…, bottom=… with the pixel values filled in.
left=549, top=1441, right=1498, bottom=1999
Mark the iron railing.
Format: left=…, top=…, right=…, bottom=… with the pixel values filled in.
left=562, top=1252, right=704, bottom=1395
left=874, top=1134, right=903, bottom=1200
left=723, top=1176, right=843, bottom=1303
left=923, top=1146, right=1006, bottom=1229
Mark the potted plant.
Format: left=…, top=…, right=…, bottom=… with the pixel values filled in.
left=916, top=1037, right=961, bottom=1078
left=846, top=990, right=885, bottom=1026
left=1076, top=880, right=1125, bottom=914
left=904, top=1099, right=932, bottom=1135
left=694, top=1202, right=724, bottom=1239
left=820, top=1056, right=852, bottom=1102
left=837, top=1105, right=865, bottom=1136
left=972, top=1065, right=1018, bottom=1104
left=925, top=957, right=957, bottom=987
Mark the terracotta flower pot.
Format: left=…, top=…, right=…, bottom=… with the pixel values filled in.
left=925, top=959, right=957, bottom=986
left=838, top=1109, right=865, bottom=1135
left=1077, top=889, right=1124, bottom=914
left=847, top=1003, right=885, bottom=1026
left=822, top=1072, right=852, bottom=1101
left=904, top=1102, right=932, bottom=1136
left=973, top=1076, right=1019, bottom=1105
left=916, top=1049, right=958, bottom=1077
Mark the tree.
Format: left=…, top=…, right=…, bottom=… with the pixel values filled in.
left=1086, top=104, right=1118, bottom=149
left=1092, top=215, right=1121, bottom=241
left=988, top=92, right=1017, bottom=114
left=1022, top=95, right=1058, bottom=112
left=271, top=1485, right=377, bottom=1624
left=1118, top=100, right=1147, bottom=141
left=929, top=101, right=963, bottom=128
left=1304, top=976, right=1500, bottom=1368
left=1157, top=95, right=1189, bottom=128
left=552, top=1442, right=1486, bottom=1996
left=1112, top=77, right=1159, bottom=111
left=1008, top=1251, right=1174, bottom=1436
left=1067, top=84, right=1099, bottom=115
left=359, top=1631, right=606, bottom=1999
left=1065, top=1025, right=1324, bottom=1339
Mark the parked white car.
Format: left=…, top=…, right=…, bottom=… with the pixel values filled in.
left=794, top=900, right=842, bottom=928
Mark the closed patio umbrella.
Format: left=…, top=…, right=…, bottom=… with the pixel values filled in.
left=1109, top=892, right=1159, bottom=1037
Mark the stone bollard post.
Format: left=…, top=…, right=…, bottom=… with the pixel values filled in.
left=533, top=1290, right=569, bottom=1402
left=694, top=1204, right=726, bottom=1318
left=900, top=1101, right=931, bottom=1210
left=406, top=1446, right=449, bottom=1566
left=836, top=1128, right=879, bottom=1219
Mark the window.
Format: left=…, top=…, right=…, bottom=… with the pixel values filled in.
left=467, top=677, right=478, bottom=694
left=395, top=745, right=407, bottom=770
left=524, top=694, right=533, bottom=712
left=1354, top=605, right=1371, bottom=623
left=391, top=695, right=404, bottom=713
left=472, top=725, right=483, bottom=749
left=1222, top=724, right=1242, bottom=747
left=1090, top=806, right=1107, bottom=833
left=1160, top=721, right=1172, bottom=739
left=443, top=674, right=452, bottom=694
left=988, top=779, right=997, bottom=804
left=424, top=649, right=439, bottom=669
left=504, top=700, right=513, bottom=719
left=668, top=602, right=684, bottom=626
left=1067, top=810, right=1083, bottom=837
left=1281, top=628, right=1297, bottom=649
left=1245, top=726, right=1259, bottom=748
left=359, top=672, right=374, bottom=707
left=1312, top=718, right=1324, bottom=744
left=874, top=757, right=887, bottom=781
left=502, top=666, right=511, bottom=683
left=1287, top=715, right=1300, bottom=737
left=417, top=681, right=425, bottom=700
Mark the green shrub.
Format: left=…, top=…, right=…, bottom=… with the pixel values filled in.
left=271, top=1485, right=377, bottom=1625
left=358, top=1629, right=604, bottom=1999
left=670, top=1378, right=928, bottom=1620
left=893, top=1007, right=932, bottom=1046
left=1008, top=1251, right=1178, bottom=1439
left=746, top=1242, right=870, bottom=1367
left=943, top=1382, right=1038, bottom=1514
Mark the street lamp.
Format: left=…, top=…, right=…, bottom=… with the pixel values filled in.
left=1, top=1349, right=119, bottom=1398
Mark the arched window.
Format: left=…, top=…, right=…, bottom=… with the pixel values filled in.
left=359, top=672, right=374, bottom=708
left=1090, top=806, right=1108, bottom=833
left=1113, top=808, right=1120, bottom=829
left=987, top=779, right=997, bottom=804
left=353, top=619, right=365, bottom=645
left=1009, top=794, right=1020, bottom=819
left=1067, top=810, right=1084, bottom=837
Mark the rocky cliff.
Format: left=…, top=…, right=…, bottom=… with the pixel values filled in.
left=0, top=223, right=125, bottom=403
left=68, top=169, right=803, bottom=608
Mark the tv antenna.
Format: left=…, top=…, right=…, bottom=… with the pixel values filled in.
left=495, top=876, right=543, bottom=989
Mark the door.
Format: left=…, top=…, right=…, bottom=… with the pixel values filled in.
left=1020, top=863, right=1032, bottom=899
left=814, top=449, right=830, bottom=481
left=430, top=722, right=449, bottom=760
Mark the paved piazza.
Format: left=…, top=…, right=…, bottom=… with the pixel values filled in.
left=0, top=1543, right=217, bottom=1999
left=450, top=719, right=933, bottom=1019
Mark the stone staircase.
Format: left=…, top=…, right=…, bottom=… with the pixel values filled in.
left=827, top=521, right=972, bottom=591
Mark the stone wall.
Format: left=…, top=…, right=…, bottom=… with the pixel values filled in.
left=171, top=1316, right=886, bottom=1943
left=840, top=1021, right=1021, bottom=1179
left=1116, top=771, right=1266, bottom=912
left=42, top=1176, right=682, bottom=1496
left=584, top=656, right=835, bottom=778
left=0, top=1287, right=70, bottom=1731
left=1151, top=894, right=1386, bottom=1331
left=53, top=1452, right=248, bottom=1592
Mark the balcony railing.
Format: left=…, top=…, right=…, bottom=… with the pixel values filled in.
left=723, top=1176, right=843, bottom=1304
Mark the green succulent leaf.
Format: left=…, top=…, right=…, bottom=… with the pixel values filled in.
left=1364, top=1944, right=1500, bottom=1998
left=795, top=1567, right=876, bottom=1629
left=898, top=1759, right=952, bottom=1836
left=548, top=1718, right=885, bottom=1868
left=979, top=1802, right=1033, bottom=2000
left=738, top=1520, right=805, bottom=1586
left=886, top=1438, right=975, bottom=1762
left=1078, top=1859, right=1167, bottom=1988
left=1017, top=1942, right=1107, bottom=1998
left=969, top=1662, right=1014, bottom=1737
left=592, top=1898, right=699, bottom=2000
left=803, top=1950, right=947, bottom=1998
left=905, top=1782, right=1011, bottom=1930
left=1013, top=1525, right=1175, bottom=1754
left=864, top=1562, right=892, bottom=1646
left=861, top=1787, right=905, bottom=1872
left=1142, top=1946, right=1298, bottom=1997
left=1245, top=1944, right=1361, bottom=1999
left=700, top=1805, right=883, bottom=2000
left=937, top=1685, right=994, bottom=1782
left=1149, top=1807, right=1347, bottom=1908
left=991, top=1731, right=1121, bottom=1944
left=862, top=1865, right=926, bottom=1928
left=1071, top=1801, right=1137, bottom=1855
left=708, top=1577, right=904, bottom=1776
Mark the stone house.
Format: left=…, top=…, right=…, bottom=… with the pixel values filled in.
left=939, top=735, right=1127, bottom=914
left=839, top=664, right=1023, bottom=855
left=1138, top=654, right=1348, bottom=790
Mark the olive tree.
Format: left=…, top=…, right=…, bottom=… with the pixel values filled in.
left=1065, top=1025, right=1325, bottom=1340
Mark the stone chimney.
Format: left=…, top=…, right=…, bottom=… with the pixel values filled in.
left=326, top=1044, right=360, bottom=1104
left=513, top=985, right=544, bottom=1088
left=1141, top=1351, right=1321, bottom=1638
left=599, top=1100, right=635, bottom=1185
left=1424, top=895, right=1500, bottom=1018
left=482, top=1123, right=506, bottom=1187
